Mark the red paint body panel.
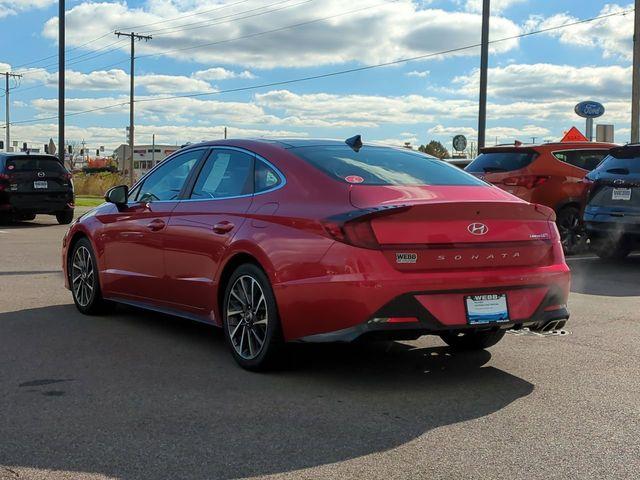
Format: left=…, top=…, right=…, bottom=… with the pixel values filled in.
left=62, top=139, right=571, bottom=342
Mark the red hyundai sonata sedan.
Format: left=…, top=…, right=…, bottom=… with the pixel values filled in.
left=62, top=138, right=570, bottom=370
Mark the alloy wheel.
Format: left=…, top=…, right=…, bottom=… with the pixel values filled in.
left=226, top=275, right=268, bottom=360
left=72, top=246, right=95, bottom=307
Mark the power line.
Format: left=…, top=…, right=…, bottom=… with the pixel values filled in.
left=7, top=8, right=634, bottom=126
left=142, top=0, right=315, bottom=36
left=137, top=0, right=398, bottom=61
left=8, top=0, right=287, bottom=71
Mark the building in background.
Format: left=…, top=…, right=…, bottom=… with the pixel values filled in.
left=113, top=144, right=180, bottom=178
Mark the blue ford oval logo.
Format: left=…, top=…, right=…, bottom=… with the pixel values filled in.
left=574, top=101, right=605, bottom=119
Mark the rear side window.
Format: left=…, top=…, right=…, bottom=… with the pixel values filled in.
left=597, top=153, right=640, bottom=174
left=255, top=160, right=281, bottom=192
left=466, top=151, right=537, bottom=173
left=5, top=156, right=66, bottom=173
left=290, top=145, right=483, bottom=186
left=191, top=149, right=254, bottom=199
left=553, top=150, right=607, bottom=171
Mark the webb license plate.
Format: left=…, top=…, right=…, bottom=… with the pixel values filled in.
left=465, top=294, right=509, bottom=324
left=612, top=188, right=631, bottom=201
left=33, top=180, right=48, bottom=189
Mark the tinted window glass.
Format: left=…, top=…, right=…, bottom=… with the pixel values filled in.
left=255, top=160, right=281, bottom=192
left=553, top=150, right=607, bottom=171
left=597, top=154, right=640, bottom=174
left=135, top=149, right=202, bottom=202
left=466, top=151, right=537, bottom=173
left=6, top=156, right=66, bottom=173
left=191, top=149, right=254, bottom=199
left=291, top=145, right=483, bottom=186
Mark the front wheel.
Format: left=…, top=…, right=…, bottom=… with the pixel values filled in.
left=69, top=238, right=113, bottom=314
left=56, top=210, right=74, bottom=225
left=440, top=330, right=506, bottom=351
left=222, top=264, right=283, bottom=371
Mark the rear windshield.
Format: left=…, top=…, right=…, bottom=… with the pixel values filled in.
left=466, top=151, right=537, bottom=173
left=5, top=156, right=66, bottom=173
left=597, top=153, right=640, bottom=174
left=290, top=145, right=484, bottom=186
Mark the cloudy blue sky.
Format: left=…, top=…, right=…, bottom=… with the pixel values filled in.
left=0, top=0, right=635, bottom=152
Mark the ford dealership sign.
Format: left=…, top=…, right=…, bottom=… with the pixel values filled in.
left=574, top=101, right=605, bottom=118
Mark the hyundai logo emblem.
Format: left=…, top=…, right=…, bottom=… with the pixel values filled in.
left=37, top=171, right=45, bottom=177
left=468, top=223, right=489, bottom=235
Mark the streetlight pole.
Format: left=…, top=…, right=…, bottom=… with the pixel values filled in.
left=59, top=0, right=65, bottom=163
left=477, top=0, right=490, bottom=149
left=631, top=0, right=640, bottom=143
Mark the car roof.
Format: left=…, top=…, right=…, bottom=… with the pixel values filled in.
left=481, top=142, right=617, bottom=153
left=181, top=138, right=418, bottom=151
left=0, top=152, right=61, bottom=159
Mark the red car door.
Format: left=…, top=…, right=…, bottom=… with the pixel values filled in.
left=99, top=149, right=205, bottom=304
left=163, top=148, right=255, bottom=319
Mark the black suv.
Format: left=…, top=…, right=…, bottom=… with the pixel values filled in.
left=584, top=144, right=640, bottom=259
left=0, top=153, right=74, bottom=224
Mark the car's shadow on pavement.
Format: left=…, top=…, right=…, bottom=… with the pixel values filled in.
left=0, top=304, right=533, bottom=480
left=567, top=254, right=640, bottom=297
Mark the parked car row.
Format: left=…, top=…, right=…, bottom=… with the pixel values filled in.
left=465, top=141, right=615, bottom=255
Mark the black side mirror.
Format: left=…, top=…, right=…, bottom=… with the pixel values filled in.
left=105, top=185, right=129, bottom=205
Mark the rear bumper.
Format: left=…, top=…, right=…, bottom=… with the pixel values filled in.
left=584, top=211, right=640, bottom=238
left=274, top=243, right=571, bottom=342
left=0, top=191, right=74, bottom=214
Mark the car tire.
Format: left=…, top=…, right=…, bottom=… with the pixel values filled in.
left=440, top=330, right=506, bottom=351
left=590, top=235, right=631, bottom=261
left=556, top=206, right=586, bottom=256
left=69, top=238, right=113, bottom=315
left=56, top=210, right=74, bottom=225
left=222, top=263, right=283, bottom=371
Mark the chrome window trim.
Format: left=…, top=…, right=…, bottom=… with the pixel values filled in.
left=126, top=146, right=209, bottom=206
left=182, top=145, right=287, bottom=202
left=124, top=145, right=286, bottom=205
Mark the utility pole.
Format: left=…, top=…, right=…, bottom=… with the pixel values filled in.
left=3, top=71, right=22, bottom=152
left=152, top=133, right=155, bottom=166
left=115, top=31, right=152, bottom=185
left=631, top=0, right=640, bottom=143
left=477, top=0, right=490, bottom=149
left=59, top=0, right=65, bottom=163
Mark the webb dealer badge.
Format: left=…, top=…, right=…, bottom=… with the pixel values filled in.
left=395, top=253, right=418, bottom=264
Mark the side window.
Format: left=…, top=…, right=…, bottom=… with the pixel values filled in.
left=135, top=149, right=202, bottom=202
left=191, top=149, right=254, bottom=199
left=255, top=159, right=282, bottom=193
left=554, top=150, right=607, bottom=171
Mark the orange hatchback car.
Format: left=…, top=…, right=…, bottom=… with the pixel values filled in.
left=465, top=142, right=616, bottom=254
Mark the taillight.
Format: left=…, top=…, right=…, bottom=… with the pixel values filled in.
left=0, top=173, right=8, bottom=191
left=63, top=172, right=73, bottom=181
left=321, top=217, right=380, bottom=249
left=502, top=175, right=550, bottom=189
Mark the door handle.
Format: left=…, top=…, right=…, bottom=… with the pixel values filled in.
left=147, top=219, right=166, bottom=231
left=213, top=221, right=235, bottom=234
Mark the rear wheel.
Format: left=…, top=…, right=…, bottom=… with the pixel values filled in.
left=69, top=238, right=113, bottom=314
left=222, top=264, right=282, bottom=371
left=440, top=330, right=506, bottom=351
left=56, top=210, right=74, bottom=225
left=590, top=235, right=631, bottom=261
left=556, top=206, right=586, bottom=255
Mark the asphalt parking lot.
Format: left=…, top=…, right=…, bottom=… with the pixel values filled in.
left=1, top=212, right=639, bottom=480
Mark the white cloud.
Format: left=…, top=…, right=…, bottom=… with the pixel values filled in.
left=526, top=3, right=634, bottom=60
left=41, top=0, right=522, bottom=68
left=452, top=63, right=632, bottom=101
left=429, top=124, right=552, bottom=143
left=0, top=0, right=53, bottom=18
left=406, top=70, right=430, bottom=78
left=464, top=0, right=527, bottom=14
left=193, top=68, right=256, bottom=81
